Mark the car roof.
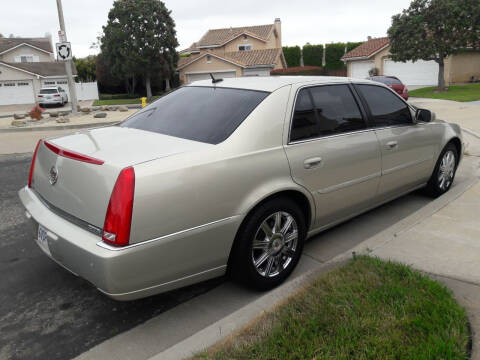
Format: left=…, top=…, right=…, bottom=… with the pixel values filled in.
left=187, top=76, right=378, bottom=92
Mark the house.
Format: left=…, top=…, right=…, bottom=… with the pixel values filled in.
left=0, top=36, right=76, bottom=106
left=177, top=19, right=286, bottom=84
left=342, top=36, right=480, bottom=86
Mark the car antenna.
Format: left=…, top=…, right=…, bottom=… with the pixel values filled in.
left=210, top=73, right=223, bottom=84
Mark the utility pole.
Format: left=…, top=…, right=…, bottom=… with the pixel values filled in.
left=56, top=0, right=78, bottom=114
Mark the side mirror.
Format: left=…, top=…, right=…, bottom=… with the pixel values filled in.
left=415, top=108, right=436, bottom=123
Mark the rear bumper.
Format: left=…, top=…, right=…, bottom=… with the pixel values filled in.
left=19, top=186, right=239, bottom=300
left=38, top=98, right=63, bottom=105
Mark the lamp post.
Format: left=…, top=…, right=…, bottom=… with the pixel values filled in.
left=56, top=0, right=78, bottom=114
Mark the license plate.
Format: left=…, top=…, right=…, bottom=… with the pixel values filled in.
left=37, top=225, right=51, bottom=256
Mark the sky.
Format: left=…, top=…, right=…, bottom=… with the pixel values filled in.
left=1, top=0, right=413, bottom=58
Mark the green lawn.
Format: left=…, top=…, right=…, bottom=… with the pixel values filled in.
left=196, top=256, right=469, bottom=360
left=93, top=96, right=161, bottom=106
left=409, top=83, right=480, bottom=102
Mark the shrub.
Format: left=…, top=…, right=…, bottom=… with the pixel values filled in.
left=325, top=43, right=347, bottom=70
left=282, top=46, right=302, bottom=67
left=302, top=44, right=323, bottom=67
left=271, top=66, right=324, bottom=76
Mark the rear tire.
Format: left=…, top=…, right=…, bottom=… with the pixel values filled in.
left=229, top=197, right=306, bottom=290
left=425, top=143, right=458, bottom=197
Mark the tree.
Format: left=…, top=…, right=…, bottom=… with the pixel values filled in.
left=302, top=44, right=323, bottom=67
left=388, top=0, right=480, bottom=90
left=73, top=55, right=97, bottom=82
left=100, top=0, right=178, bottom=98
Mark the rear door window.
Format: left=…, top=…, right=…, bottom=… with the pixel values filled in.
left=290, top=84, right=366, bottom=142
left=120, top=86, right=269, bottom=144
left=355, top=84, right=412, bottom=127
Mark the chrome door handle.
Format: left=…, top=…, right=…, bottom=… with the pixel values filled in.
left=386, top=141, right=398, bottom=150
left=304, top=157, right=322, bottom=169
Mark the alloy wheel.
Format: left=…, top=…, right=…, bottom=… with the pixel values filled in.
left=251, top=211, right=298, bottom=278
left=438, top=150, right=456, bottom=191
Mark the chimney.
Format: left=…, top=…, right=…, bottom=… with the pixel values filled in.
left=367, top=36, right=372, bottom=41
left=274, top=18, right=282, bottom=48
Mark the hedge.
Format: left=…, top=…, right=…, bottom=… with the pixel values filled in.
left=302, top=44, right=323, bottom=67
left=282, top=46, right=302, bottom=67
left=271, top=66, right=324, bottom=76
left=325, top=43, right=347, bottom=70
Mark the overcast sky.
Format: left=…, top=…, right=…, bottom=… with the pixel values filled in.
left=1, top=0, right=413, bottom=58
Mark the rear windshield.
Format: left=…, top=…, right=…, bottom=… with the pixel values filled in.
left=120, top=86, right=269, bottom=144
left=370, top=77, right=402, bottom=85
left=40, top=89, right=58, bottom=94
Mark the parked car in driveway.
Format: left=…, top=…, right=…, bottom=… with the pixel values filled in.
left=367, top=75, right=409, bottom=100
left=19, top=76, right=462, bottom=300
left=37, top=87, right=68, bottom=106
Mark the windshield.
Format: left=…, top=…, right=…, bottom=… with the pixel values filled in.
left=120, top=86, right=269, bottom=144
left=40, top=89, right=58, bottom=94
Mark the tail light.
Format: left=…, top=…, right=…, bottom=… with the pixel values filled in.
left=38, top=95, right=44, bottom=98
left=28, top=140, right=42, bottom=188
left=54, top=94, right=60, bottom=97
left=403, top=86, right=408, bottom=94
left=102, top=167, right=135, bottom=247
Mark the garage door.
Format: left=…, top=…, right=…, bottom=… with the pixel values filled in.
left=186, top=71, right=236, bottom=83
left=384, top=59, right=438, bottom=86
left=0, top=80, right=35, bottom=105
left=350, top=61, right=375, bottom=79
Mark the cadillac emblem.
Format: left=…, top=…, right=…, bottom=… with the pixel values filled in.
left=49, top=166, right=59, bottom=185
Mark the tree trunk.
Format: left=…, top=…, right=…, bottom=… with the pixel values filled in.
left=437, top=58, right=446, bottom=91
left=131, top=76, right=136, bottom=95
left=165, top=78, right=170, bottom=91
left=145, top=75, right=152, bottom=99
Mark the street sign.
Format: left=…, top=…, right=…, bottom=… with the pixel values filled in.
left=56, top=42, right=72, bottom=61
left=58, top=30, right=66, bottom=42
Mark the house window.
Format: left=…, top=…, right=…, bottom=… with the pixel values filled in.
left=20, top=56, right=34, bottom=63
left=57, top=80, right=68, bottom=84
left=238, top=44, right=252, bottom=51
left=206, top=55, right=212, bottom=64
left=44, top=81, right=56, bottom=85
left=4, top=83, right=15, bottom=87
left=17, top=82, right=29, bottom=86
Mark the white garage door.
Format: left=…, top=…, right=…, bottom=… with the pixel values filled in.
left=350, top=61, right=375, bottom=79
left=186, top=71, right=236, bottom=83
left=0, top=80, right=35, bottom=105
left=384, top=59, right=438, bottom=86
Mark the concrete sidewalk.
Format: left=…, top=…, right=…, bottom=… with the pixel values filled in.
left=0, top=100, right=94, bottom=118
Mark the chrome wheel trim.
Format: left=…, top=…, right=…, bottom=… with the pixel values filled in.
left=438, top=150, right=456, bottom=191
left=251, top=211, right=298, bottom=278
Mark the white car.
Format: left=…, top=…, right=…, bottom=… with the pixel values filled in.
left=37, top=87, right=68, bottom=106
left=20, top=77, right=462, bottom=300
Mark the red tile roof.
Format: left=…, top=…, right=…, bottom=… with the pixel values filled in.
left=341, top=37, right=390, bottom=60
left=178, top=48, right=282, bottom=69
left=196, top=24, right=273, bottom=47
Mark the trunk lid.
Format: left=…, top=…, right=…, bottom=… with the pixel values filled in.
left=32, top=126, right=211, bottom=228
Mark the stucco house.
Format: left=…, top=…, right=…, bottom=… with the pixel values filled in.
left=342, top=36, right=480, bottom=86
left=177, top=19, right=286, bottom=84
left=0, top=37, right=75, bottom=105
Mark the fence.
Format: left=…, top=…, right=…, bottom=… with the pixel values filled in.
left=75, top=82, right=99, bottom=101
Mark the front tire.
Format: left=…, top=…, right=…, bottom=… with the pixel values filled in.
left=425, top=143, right=458, bottom=197
left=230, top=197, right=306, bottom=290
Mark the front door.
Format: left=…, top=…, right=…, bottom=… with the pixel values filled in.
left=284, top=84, right=382, bottom=227
left=354, top=84, right=435, bottom=201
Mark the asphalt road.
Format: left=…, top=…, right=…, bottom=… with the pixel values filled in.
left=1, top=152, right=476, bottom=360
left=0, top=154, right=223, bottom=360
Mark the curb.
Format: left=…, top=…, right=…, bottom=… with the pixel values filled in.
left=0, top=121, right=120, bottom=133
left=149, top=260, right=346, bottom=360
left=462, top=127, right=480, bottom=140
